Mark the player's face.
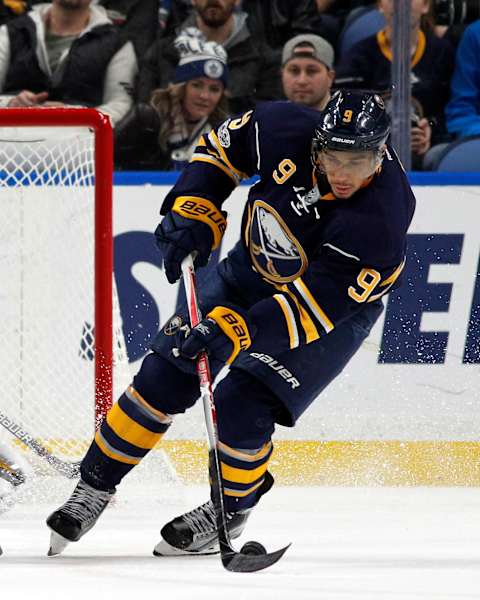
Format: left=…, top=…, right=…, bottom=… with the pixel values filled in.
left=318, top=149, right=380, bottom=199
left=379, top=0, right=430, bottom=29
left=192, top=0, right=239, bottom=27
left=183, top=78, right=224, bottom=122
left=282, top=58, right=334, bottom=111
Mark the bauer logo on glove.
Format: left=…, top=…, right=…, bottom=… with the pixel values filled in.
left=172, top=305, right=254, bottom=365
left=155, top=196, right=227, bottom=284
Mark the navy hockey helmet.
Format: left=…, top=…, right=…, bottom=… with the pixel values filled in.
left=312, top=89, right=390, bottom=161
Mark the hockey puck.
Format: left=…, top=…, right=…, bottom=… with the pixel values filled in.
left=240, top=541, right=267, bottom=556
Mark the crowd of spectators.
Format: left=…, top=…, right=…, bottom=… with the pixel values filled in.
left=0, top=0, right=479, bottom=171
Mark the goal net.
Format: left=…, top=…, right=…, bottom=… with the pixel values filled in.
left=0, top=108, right=132, bottom=469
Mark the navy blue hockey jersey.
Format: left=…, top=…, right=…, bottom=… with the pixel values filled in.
left=161, top=101, right=416, bottom=355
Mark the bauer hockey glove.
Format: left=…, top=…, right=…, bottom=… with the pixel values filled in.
left=155, top=197, right=227, bottom=284
left=172, top=306, right=255, bottom=366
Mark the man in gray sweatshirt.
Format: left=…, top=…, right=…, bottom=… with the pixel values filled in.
left=0, top=0, right=137, bottom=125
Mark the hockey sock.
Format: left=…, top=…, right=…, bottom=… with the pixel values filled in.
left=219, top=440, right=273, bottom=512
left=81, top=385, right=172, bottom=491
left=81, top=352, right=199, bottom=491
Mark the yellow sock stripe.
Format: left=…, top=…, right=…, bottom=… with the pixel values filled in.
left=207, top=306, right=252, bottom=364
left=172, top=196, right=226, bottom=249
left=218, top=441, right=272, bottom=462
left=292, top=278, right=334, bottom=333
left=221, top=460, right=269, bottom=485
left=94, top=431, right=141, bottom=466
left=208, top=130, right=250, bottom=181
left=282, top=286, right=320, bottom=343
left=273, top=293, right=299, bottom=349
left=0, top=461, right=15, bottom=473
left=224, top=479, right=264, bottom=498
left=127, top=385, right=171, bottom=424
left=106, top=403, right=164, bottom=450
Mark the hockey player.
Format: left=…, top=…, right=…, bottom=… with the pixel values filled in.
left=46, top=89, right=416, bottom=556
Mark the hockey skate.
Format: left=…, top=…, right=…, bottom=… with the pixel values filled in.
left=154, top=500, right=252, bottom=556
left=46, top=479, right=114, bottom=556
left=154, top=471, right=274, bottom=556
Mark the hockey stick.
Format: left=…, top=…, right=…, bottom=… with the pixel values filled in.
left=0, top=411, right=80, bottom=479
left=181, top=255, right=290, bottom=573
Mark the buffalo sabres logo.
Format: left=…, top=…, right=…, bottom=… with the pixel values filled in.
left=249, top=200, right=307, bottom=283
left=163, top=315, right=183, bottom=336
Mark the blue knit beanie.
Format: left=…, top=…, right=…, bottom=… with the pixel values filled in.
left=173, top=28, right=229, bottom=88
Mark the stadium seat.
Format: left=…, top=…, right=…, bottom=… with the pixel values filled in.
left=338, top=7, right=386, bottom=59
left=427, top=136, right=480, bottom=171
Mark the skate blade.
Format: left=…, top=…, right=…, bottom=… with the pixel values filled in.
left=153, top=539, right=219, bottom=557
left=48, top=531, right=70, bottom=556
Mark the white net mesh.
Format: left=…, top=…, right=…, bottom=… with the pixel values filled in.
left=0, top=123, right=131, bottom=468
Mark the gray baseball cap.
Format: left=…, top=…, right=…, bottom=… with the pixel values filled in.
left=282, top=34, right=334, bottom=70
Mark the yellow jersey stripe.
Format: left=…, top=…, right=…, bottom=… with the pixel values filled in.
left=380, top=259, right=405, bottom=288
left=368, top=259, right=406, bottom=302
left=208, top=130, right=249, bottom=181
left=244, top=203, right=252, bottom=248
left=106, top=403, right=164, bottom=451
left=293, top=278, right=334, bottom=333
left=273, top=293, right=299, bottom=348
left=283, top=286, right=320, bottom=343
left=191, top=154, right=239, bottom=184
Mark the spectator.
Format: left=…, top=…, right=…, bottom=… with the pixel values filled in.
left=445, top=19, right=480, bottom=138
left=161, top=0, right=338, bottom=46
left=115, top=30, right=229, bottom=170
left=98, top=0, right=160, bottom=60
left=242, top=0, right=339, bottom=49
left=335, top=0, right=455, bottom=168
left=281, top=33, right=335, bottom=111
left=314, top=1, right=378, bottom=31
left=0, top=0, right=137, bottom=126
left=136, top=0, right=281, bottom=113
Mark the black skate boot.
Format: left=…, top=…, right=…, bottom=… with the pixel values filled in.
left=46, top=479, right=114, bottom=556
left=154, top=471, right=274, bottom=556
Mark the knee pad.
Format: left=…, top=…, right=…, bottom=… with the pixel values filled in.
left=133, top=352, right=199, bottom=415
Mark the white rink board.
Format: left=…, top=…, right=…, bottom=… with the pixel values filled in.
left=112, top=184, right=480, bottom=442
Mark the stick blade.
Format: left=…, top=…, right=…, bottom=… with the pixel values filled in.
left=222, top=543, right=291, bottom=573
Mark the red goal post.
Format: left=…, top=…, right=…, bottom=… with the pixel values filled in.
left=0, top=107, right=130, bottom=458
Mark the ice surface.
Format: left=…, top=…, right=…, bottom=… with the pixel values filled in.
left=1, top=475, right=480, bottom=600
